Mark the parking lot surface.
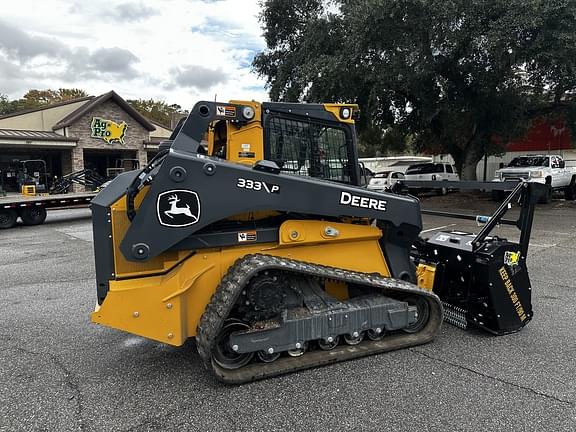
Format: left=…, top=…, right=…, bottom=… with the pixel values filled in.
left=1, top=196, right=575, bottom=431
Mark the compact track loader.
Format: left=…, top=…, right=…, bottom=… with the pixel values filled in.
left=91, top=100, right=537, bottom=383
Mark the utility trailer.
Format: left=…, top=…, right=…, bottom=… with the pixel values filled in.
left=0, top=192, right=96, bottom=229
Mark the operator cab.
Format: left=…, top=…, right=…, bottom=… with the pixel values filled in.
left=206, top=101, right=361, bottom=186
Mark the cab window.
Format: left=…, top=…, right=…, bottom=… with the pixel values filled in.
left=210, top=120, right=227, bottom=158
left=406, top=163, right=435, bottom=174
left=266, top=115, right=353, bottom=183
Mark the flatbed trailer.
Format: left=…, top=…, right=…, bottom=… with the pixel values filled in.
left=0, top=192, right=96, bottom=229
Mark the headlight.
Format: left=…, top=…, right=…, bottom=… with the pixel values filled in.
left=242, top=106, right=255, bottom=120
left=530, top=170, right=543, bottom=178
left=340, top=107, right=351, bottom=119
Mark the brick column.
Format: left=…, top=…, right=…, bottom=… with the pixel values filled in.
left=71, top=147, right=85, bottom=192
left=61, top=149, right=72, bottom=175
left=137, top=146, right=148, bottom=169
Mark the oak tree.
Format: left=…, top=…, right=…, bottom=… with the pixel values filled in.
left=253, top=0, right=576, bottom=178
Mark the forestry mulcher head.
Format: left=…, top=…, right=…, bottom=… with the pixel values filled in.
left=407, top=180, right=544, bottom=335
left=417, top=230, right=531, bottom=334
left=90, top=100, right=443, bottom=383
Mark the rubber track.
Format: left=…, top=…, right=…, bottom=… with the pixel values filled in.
left=196, top=254, right=443, bottom=384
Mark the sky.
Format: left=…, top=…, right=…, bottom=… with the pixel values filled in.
left=0, top=0, right=270, bottom=109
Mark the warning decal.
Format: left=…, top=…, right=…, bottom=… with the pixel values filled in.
left=238, top=231, right=257, bottom=242
left=216, top=105, right=236, bottom=117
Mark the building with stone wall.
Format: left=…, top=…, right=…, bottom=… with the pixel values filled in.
left=0, top=91, right=172, bottom=192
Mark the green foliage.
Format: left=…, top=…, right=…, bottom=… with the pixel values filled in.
left=126, top=99, right=185, bottom=128
left=0, top=93, right=15, bottom=115
left=254, top=0, right=576, bottom=179
left=0, top=88, right=183, bottom=130
left=0, top=88, right=89, bottom=115
left=21, top=88, right=89, bottom=106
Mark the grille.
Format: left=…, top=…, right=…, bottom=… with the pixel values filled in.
left=503, top=172, right=529, bottom=180
left=266, top=116, right=352, bottom=183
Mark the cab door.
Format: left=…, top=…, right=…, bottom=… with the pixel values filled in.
left=445, top=164, right=459, bottom=181
left=550, top=156, right=565, bottom=188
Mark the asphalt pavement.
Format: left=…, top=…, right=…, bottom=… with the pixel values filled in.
left=1, top=196, right=575, bottom=431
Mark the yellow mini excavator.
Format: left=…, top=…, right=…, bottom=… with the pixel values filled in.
left=91, top=100, right=537, bottom=383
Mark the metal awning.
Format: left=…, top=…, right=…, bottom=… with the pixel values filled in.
left=0, top=129, right=78, bottom=148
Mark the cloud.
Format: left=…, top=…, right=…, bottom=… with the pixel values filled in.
left=87, top=47, right=140, bottom=74
left=0, top=57, right=46, bottom=94
left=194, top=16, right=239, bottom=34
left=0, top=19, right=69, bottom=62
left=191, top=16, right=265, bottom=57
left=69, top=1, right=160, bottom=23
left=114, top=2, right=160, bottom=22
left=0, top=18, right=140, bottom=81
left=0, top=57, right=28, bottom=79
left=169, top=65, right=228, bottom=90
left=0, top=0, right=268, bottom=105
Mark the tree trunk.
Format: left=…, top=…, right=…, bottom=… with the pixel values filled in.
left=450, top=147, right=483, bottom=181
left=460, top=151, right=483, bottom=181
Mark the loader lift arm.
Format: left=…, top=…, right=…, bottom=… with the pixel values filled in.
left=117, top=101, right=420, bottom=274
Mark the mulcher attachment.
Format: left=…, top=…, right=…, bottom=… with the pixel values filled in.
left=418, top=231, right=532, bottom=334
left=405, top=180, right=544, bottom=335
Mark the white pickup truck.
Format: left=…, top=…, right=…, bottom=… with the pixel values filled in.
left=493, top=154, right=576, bottom=202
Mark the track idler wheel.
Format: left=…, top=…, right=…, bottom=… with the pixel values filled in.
left=212, top=320, right=254, bottom=370
left=318, top=336, right=340, bottom=351
left=403, top=296, right=430, bottom=334
left=287, top=342, right=308, bottom=357
left=343, top=331, right=365, bottom=345
left=366, top=327, right=386, bottom=341
left=257, top=349, right=281, bottom=363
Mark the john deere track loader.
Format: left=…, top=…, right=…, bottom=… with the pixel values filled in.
left=91, top=100, right=537, bottom=383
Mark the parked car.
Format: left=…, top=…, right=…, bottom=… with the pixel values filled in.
left=366, top=171, right=404, bottom=192
left=404, top=162, right=460, bottom=195
left=492, top=154, right=576, bottom=202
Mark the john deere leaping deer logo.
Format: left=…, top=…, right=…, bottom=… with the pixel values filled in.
left=156, top=190, right=201, bottom=227
left=91, top=117, right=128, bottom=144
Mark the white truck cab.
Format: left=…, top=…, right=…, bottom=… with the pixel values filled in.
left=366, top=170, right=405, bottom=192
left=493, top=154, right=576, bottom=202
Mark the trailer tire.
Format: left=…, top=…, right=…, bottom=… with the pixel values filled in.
left=539, top=184, right=552, bottom=204
left=0, top=209, right=18, bottom=229
left=20, top=207, right=47, bottom=226
left=565, top=178, right=576, bottom=201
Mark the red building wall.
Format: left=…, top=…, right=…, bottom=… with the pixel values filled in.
left=507, top=118, right=572, bottom=152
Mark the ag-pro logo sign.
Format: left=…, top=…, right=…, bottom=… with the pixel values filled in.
left=91, top=117, right=128, bottom=144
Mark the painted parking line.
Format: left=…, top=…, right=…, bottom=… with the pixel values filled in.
left=529, top=243, right=558, bottom=248
left=55, top=228, right=93, bottom=242
left=421, top=223, right=457, bottom=233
